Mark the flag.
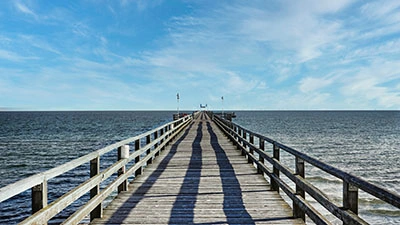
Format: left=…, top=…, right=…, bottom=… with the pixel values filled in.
left=177, top=93, right=180, bottom=100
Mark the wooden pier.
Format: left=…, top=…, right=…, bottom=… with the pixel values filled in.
left=1, top=111, right=399, bottom=225
left=91, top=112, right=303, bottom=224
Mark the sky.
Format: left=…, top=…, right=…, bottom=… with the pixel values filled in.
left=0, top=0, right=400, bottom=110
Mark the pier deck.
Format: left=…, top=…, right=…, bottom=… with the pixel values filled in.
left=91, top=113, right=304, bottom=224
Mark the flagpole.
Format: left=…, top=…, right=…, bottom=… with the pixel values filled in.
left=221, top=96, right=224, bottom=119
left=177, top=93, right=180, bottom=118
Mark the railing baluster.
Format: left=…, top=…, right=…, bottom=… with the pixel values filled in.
left=271, top=143, right=280, bottom=192
left=146, top=134, right=152, bottom=164
left=242, top=129, right=247, bottom=149
left=237, top=128, right=243, bottom=152
left=31, top=181, right=47, bottom=214
left=154, top=131, right=159, bottom=157
left=118, top=145, right=129, bottom=193
left=160, top=128, right=165, bottom=151
left=294, top=157, right=305, bottom=220
left=234, top=126, right=238, bottom=147
left=258, top=138, right=265, bottom=174
left=248, top=134, right=254, bottom=163
left=90, top=156, right=102, bottom=220
left=343, top=181, right=359, bottom=216
left=135, top=139, right=142, bottom=177
left=167, top=124, right=173, bottom=144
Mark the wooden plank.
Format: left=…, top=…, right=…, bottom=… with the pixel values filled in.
left=91, top=112, right=303, bottom=225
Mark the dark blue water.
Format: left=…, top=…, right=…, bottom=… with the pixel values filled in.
left=0, top=111, right=399, bottom=224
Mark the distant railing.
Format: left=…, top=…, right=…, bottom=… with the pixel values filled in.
left=0, top=113, right=196, bottom=224
left=212, top=112, right=400, bottom=225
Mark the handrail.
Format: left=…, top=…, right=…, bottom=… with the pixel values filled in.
left=211, top=112, right=400, bottom=225
left=0, top=113, right=194, bottom=224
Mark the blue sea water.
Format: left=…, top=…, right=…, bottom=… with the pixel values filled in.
left=0, top=111, right=175, bottom=224
left=234, top=111, right=400, bottom=224
left=0, top=110, right=399, bottom=224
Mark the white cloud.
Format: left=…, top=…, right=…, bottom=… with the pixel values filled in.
left=19, top=35, right=61, bottom=55
left=224, top=72, right=258, bottom=93
left=361, top=0, right=400, bottom=22
left=235, top=1, right=351, bottom=62
left=0, top=49, right=32, bottom=62
left=120, top=0, right=163, bottom=11
left=15, top=2, right=39, bottom=20
left=341, top=60, right=400, bottom=108
left=299, top=76, right=334, bottom=93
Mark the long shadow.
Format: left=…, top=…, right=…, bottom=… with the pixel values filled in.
left=105, top=122, right=195, bottom=224
left=168, top=122, right=203, bottom=224
left=207, top=122, right=255, bottom=225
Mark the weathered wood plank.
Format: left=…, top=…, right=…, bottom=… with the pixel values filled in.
left=91, top=112, right=304, bottom=225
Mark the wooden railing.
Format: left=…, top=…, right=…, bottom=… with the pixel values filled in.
left=0, top=113, right=195, bottom=224
left=212, top=113, right=400, bottom=225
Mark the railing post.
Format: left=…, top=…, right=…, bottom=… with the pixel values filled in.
left=165, top=126, right=170, bottom=144
left=242, top=129, right=247, bottom=149
left=135, top=139, right=142, bottom=177
left=32, top=181, right=47, bottom=214
left=168, top=124, right=173, bottom=142
left=258, top=138, right=265, bottom=174
left=294, top=157, right=305, bottom=221
left=271, top=143, right=280, bottom=192
left=248, top=134, right=254, bottom=163
left=118, top=145, right=129, bottom=193
left=234, top=127, right=238, bottom=147
left=160, top=128, right=165, bottom=150
left=241, top=129, right=246, bottom=155
left=343, top=181, right=358, bottom=216
left=154, top=131, right=159, bottom=157
left=146, top=134, right=153, bottom=164
left=90, top=156, right=102, bottom=220
left=237, top=128, right=242, bottom=151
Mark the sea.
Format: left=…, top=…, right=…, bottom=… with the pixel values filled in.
left=0, top=111, right=399, bottom=224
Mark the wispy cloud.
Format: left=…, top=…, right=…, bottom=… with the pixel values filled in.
left=15, top=1, right=39, bottom=20
left=234, top=0, right=352, bottom=63
left=120, top=0, right=163, bottom=11
left=340, top=60, right=400, bottom=108
left=0, top=49, right=34, bottom=62
left=299, top=76, right=335, bottom=93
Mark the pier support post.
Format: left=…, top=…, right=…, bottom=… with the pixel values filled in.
left=258, top=138, right=265, bottom=174
left=135, top=140, right=142, bottom=177
left=90, top=156, right=102, bottom=220
left=271, top=143, right=280, bottom=192
left=294, top=157, right=305, bottom=221
left=343, top=182, right=358, bottom=215
left=32, top=181, right=47, bottom=214
left=118, top=145, right=129, bottom=193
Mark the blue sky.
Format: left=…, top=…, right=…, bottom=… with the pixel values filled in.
left=1, top=0, right=400, bottom=110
